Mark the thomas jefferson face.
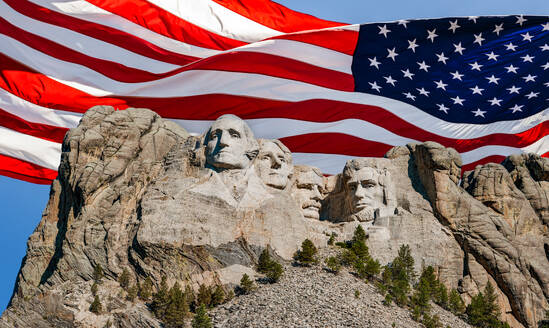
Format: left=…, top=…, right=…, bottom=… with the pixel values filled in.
left=293, top=169, right=324, bottom=219
left=205, top=116, right=253, bottom=170
left=255, top=140, right=293, bottom=190
left=346, top=167, right=384, bottom=221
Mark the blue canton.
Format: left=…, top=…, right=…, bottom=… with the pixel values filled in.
left=352, top=16, right=549, bottom=124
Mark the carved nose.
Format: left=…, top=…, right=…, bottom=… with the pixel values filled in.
left=272, top=157, right=282, bottom=169
left=312, top=186, right=322, bottom=200
left=218, top=131, right=230, bottom=146
left=354, top=185, right=366, bottom=198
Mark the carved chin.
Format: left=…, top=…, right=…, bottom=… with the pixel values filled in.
left=353, top=208, right=375, bottom=222
left=209, top=154, right=248, bottom=169
left=265, top=175, right=288, bottom=189
left=302, top=207, right=320, bottom=219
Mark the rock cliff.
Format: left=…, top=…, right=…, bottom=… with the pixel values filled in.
left=1, top=106, right=548, bottom=328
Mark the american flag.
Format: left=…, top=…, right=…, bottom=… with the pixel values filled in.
left=0, top=0, right=547, bottom=184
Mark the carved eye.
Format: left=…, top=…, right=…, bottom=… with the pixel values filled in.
left=278, top=156, right=286, bottom=163
left=229, top=129, right=241, bottom=138
left=362, top=181, right=375, bottom=188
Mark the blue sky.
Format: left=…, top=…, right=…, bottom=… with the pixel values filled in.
left=1, top=0, right=549, bottom=314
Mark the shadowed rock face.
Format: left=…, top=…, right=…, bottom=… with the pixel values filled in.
left=1, top=108, right=548, bottom=328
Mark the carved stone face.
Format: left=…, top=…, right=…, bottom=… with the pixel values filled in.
left=205, top=115, right=254, bottom=170
left=345, top=167, right=387, bottom=222
left=255, top=140, right=293, bottom=190
left=292, top=168, right=324, bottom=219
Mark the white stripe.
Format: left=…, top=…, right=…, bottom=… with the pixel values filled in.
left=0, top=126, right=61, bottom=170
left=235, top=39, right=353, bottom=75
left=146, top=0, right=283, bottom=42
left=171, top=118, right=417, bottom=146
left=1, top=0, right=180, bottom=74
left=293, top=135, right=549, bottom=175
left=3, top=34, right=547, bottom=140
left=0, top=88, right=81, bottom=128
left=28, top=0, right=220, bottom=59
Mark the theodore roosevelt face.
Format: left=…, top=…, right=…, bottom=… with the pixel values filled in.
left=292, top=167, right=324, bottom=220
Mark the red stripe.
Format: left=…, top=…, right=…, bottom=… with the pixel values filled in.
left=0, top=154, right=57, bottom=184
left=280, top=133, right=392, bottom=157
left=1, top=55, right=546, bottom=154
left=0, top=108, right=69, bottom=143
left=269, top=30, right=359, bottom=56
left=211, top=0, right=345, bottom=32
left=86, top=0, right=246, bottom=50
left=4, top=0, right=198, bottom=66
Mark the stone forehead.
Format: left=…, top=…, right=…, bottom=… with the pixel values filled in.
left=258, top=139, right=292, bottom=162
left=209, top=114, right=254, bottom=136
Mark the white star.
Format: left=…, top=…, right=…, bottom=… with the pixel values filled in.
left=510, top=104, right=523, bottom=113
left=403, top=92, right=416, bottom=100
left=493, top=23, right=504, bottom=35
left=525, top=91, right=539, bottom=99
left=435, top=80, right=448, bottom=90
left=521, top=32, right=534, bottom=42
left=472, top=108, right=486, bottom=117
left=436, top=52, right=449, bottom=64
left=505, top=64, right=519, bottom=73
left=516, top=15, right=527, bottom=26
left=506, top=86, right=521, bottom=94
left=541, top=44, right=549, bottom=51
left=408, top=39, right=419, bottom=53
left=488, top=97, right=502, bottom=106
left=378, top=25, right=391, bottom=38
left=437, top=104, right=449, bottom=113
left=522, top=74, right=537, bottom=82
left=451, top=71, right=464, bottom=81
left=427, top=29, right=438, bottom=43
left=473, top=33, right=485, bottom=46
left=451, top=96, right=465, bottom=105
left=470, top=86, right=484, bottom=95
left=448, top=20, right=460, bottom=33
left=369, top=81, right=382, bottom=92
left=542, top=22, right=549, bottom=31
left=387, top=47, right=398, bottom=61
left=545, top=82, right=549, bottom=87
left=486, top=75, right=500, bottom=84
left=542, top=62, right=549, bottom=70
left=469, top=62, right=483, bottom=71
left=468, top=16, right=479, bottom=23
left=401, top=69, right=415, bottom=79
left=521, top=54, right=534, bottom=62
left=398, top=20, right=410, bottom=28
left=384, top=75, right=397, bottom=86
left=454, top=42, right=466, bottom=55
left=505, top=43, right=518, bottom=51
left=417, top=87, right=430, bottom=96
left=369, top=57, right=381, bottom=69
left=417, top=61, right=430, bottom=72
left=486, top=51, right=499, bottom=61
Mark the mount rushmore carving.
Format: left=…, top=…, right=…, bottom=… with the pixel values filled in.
left=1, top=106, right=548, bottom=328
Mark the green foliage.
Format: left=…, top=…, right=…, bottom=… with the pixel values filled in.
left=466, top=282, right=508, bottom=328
left=197, top=284, right=212, bottom=308
left=411, top=266, right=439, bottom=315
left=118, top=268, right=131, bottom=289
left=211, top=285, right=225, bottom=306
left=90, top=295, right=102, bottom=314
left=239, top=274, right=254, bottom=295
left=324, top=256, right=341, bottom=274
left=380, top=245, right=416, bottom=307
left=352, top=225, right=367, bottom=244
left=422, top=313, right=442, bottom=328
left=449, top=289, right=465, bottom=315
left=435, top=282, right=449, bottom=309
left=139, top=276, right=154, bottom=301
left=151, top=276, right=170, bottom=319
left=191, top=304, right=212, bottom=328
left=91, top=282, right=98, bottom=296
left=226, top=290, right=235, bottom=302
left=126, top=284, right=138, bottom=302
left=184, top=285, right=195, bottom=311
left=257, top=249, right=284, bottom=283
left=293, top=239, right=318, bottom=266
left=327, top=233, right=336, bottom=246
left=335, top=225, right=381, bottom=280
left=93, top=264, right=104, bottom=283
left=538, top=310, right=549, bottom=328
left=354, top=290, right=360, bottom=299
left=164, top=282, right=189, bottom=328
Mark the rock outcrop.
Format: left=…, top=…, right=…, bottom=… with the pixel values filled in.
left=1, top=107, right=548, bottom=328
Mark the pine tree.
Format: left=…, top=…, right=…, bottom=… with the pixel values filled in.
left=466, top=282, right=506, bottom=328
left=184, top=285, right=195, bottom=311
left=90, top=295, right=102, bottom=314
left=448, top=289, right=465, bottom=315
left=93, top=264, right=104, bottom=283
left=151, top=276, right=170, bottom=319
left=257, top=248, right=284, bottom=283
left=239, top=274, right=254, bottom=294
left=293, top=239, right=318, bottom=266
left=164, top=282, right=189, bottom=328
left=435, top=283, right=448, bottom=309
left=327, top=233, right=336, bottom=246
left=324, top=256, right=341, bottom=273
left=118, top=268, right=131, bottom=289
left=139, top=276, right=153, bottom=301
left=266, top=261, right=283, bottom=283
left=196, top=284, right=212, bottom=307
left=91, top=282, right=98, bottom=296
left=211, top=285, right=225, bottom=306
left=191, top=304, right=212, bottom=328
left=257, top=249, right=272, bottom=273
left=126, top=284, right=138, bottom=302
